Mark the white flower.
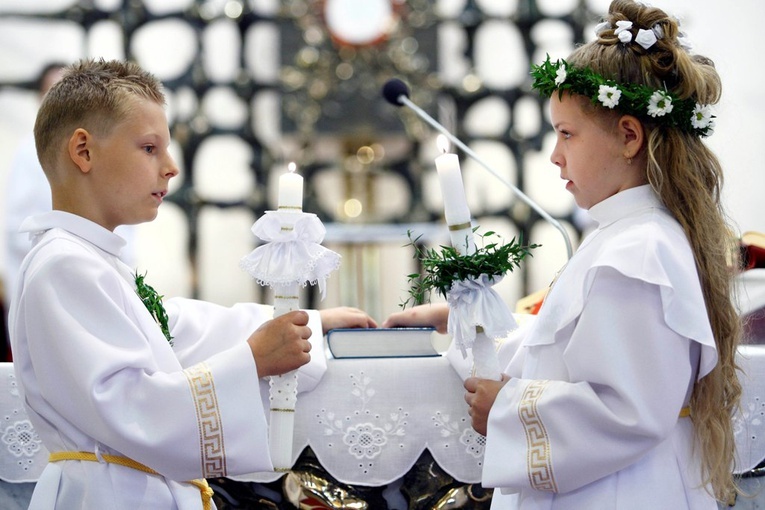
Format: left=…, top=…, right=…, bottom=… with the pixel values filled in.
left=647, top=90, right=674, bottom=117
left=706, top=118, right=716, bottom=136
left=554, top=64, right=567, bottom=86
left=598, top=85, right=622, bottom=108
left=691, top=104, right=713, bottom=130
left=594, top=21, right=611, bottom=35
left=635, top=29, right=657, bottom=49
left=614, top=20, right=633, bottom=43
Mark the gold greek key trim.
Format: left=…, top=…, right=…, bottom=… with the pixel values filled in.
left=519, top=380, right=557, bottom=492
left=448, top=221, right=472, bottom=231
left=184, top=362, right=227, bottom=478
left=270, top=408, right=296, bottom=413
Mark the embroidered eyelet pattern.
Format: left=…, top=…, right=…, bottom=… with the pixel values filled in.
left=316, top=371, right=409, bottom=473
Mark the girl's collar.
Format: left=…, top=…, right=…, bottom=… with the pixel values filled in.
left=587, top=185, right=663, bottom=229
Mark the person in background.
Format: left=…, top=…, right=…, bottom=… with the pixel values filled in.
left=2, top=63, right=67, bottom=361
left=9, top=58, right=376, bottom=509
left=4, top=64, right=65, bottom=301
left=384, top=0, right=741, bottom=507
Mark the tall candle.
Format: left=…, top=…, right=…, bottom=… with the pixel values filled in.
left=434, top=135, right=474, bottom=255
left=278, top=162, right=303, bottom=211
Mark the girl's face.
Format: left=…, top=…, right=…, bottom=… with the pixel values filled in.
left=549, top=93, right=644, bottom=209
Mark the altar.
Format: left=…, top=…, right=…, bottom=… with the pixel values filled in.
left=2, top=344, right=765, bottom=508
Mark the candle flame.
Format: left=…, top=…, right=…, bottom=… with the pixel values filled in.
left=436, top=134, right=450, bottom=154
left=287, top=161, right=297, bottom=173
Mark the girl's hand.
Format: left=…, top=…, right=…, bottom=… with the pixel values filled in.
left=463, top=374, right=510, bottom=436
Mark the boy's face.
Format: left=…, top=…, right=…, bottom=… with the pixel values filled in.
left=86, top=97, right=179, bottom=230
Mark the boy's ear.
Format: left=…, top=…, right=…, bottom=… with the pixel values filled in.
left=618, top=115, right=645, bottom=159
left=68, top=128, right=93, bottom=174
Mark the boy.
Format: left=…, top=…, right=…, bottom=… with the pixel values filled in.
left=9, top=58, right=374, bottom=509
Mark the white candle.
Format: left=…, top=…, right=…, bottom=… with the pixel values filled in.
left=434, top=135, right=474, bottom=255
left=278, top=162, right=303, bottom=211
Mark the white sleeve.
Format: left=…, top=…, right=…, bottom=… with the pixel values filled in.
left=19, top=249, right=273, bottom=480
left=482, top=266, right=695, bottom=493
left=166, top=297, right=327, bottom=393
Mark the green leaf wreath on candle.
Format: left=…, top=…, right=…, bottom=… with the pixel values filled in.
left=401, top=229, right=538, bottom=309
left=134, top=271, right=173, bottom=346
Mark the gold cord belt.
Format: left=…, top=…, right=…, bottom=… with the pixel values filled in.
left=49, top=451, right=213, bottom=510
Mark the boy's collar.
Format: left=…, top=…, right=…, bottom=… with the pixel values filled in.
left=19, top=211, right=127, bottom=257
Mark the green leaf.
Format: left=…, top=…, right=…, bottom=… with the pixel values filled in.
left=400, top=229, right=539, bottom=309
left=134, top=271, right=174, bottom=346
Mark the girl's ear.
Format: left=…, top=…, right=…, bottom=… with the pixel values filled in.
left=618, top=115, right=645, bottom=159
left=68, top=128, right=93, bottom=174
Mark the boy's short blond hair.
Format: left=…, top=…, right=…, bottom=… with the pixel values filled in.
left=34, top=58, right=165, bottom=174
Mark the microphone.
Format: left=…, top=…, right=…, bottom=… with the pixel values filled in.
left=382, top=78, right=573, bottom=259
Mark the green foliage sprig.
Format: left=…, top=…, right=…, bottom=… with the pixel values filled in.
left=401, top=229, right=538, bottom=309
left=135, top=271, right=173, bottom=346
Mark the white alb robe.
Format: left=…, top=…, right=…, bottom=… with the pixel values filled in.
left=483, top=186, right=720, bottom=509
left=9, top=211, right=326, bottom=510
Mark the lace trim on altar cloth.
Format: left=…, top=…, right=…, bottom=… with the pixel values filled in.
left=313, top=370, right=485, bottom=479
left=0, top=371, right=46, bottom=481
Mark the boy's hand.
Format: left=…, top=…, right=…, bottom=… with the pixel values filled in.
left=247, top=311, right=312, bottom=378
left=382, top=303, right=449, bottom=334
left=319, top=307, right=378, bottom=334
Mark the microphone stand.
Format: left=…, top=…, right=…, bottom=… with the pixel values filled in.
left=396, top=94, right=574, bottom=260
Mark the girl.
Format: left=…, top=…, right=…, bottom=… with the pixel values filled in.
left=384, top=1, right=741, bottom=507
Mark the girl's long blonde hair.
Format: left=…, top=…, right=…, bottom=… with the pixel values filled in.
left=568, top=0, right=741, bottom=502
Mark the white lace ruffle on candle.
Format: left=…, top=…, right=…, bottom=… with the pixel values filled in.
left=446, top=274, right=517, bottom=356
left=240, top=211, right=340, bottom=299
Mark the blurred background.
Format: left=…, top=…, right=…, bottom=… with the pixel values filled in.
left=0, top=0, right=762, bottom=324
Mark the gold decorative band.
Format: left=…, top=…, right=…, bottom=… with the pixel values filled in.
left=184, top=363, right=227, bottom=478
left=273, top=295, right=299, bottom=300
left=270, top=408, right=296, bottom=413
left=679, top=406, right=691, bottom=418
left=519, top=380, right=557, bottom=492
left=278, top=205, right=302, bottom=212
left=280, top=226, right=294, bottom=232
left=448, top=222, right=472, bottom=231
left=274, top=467, right=291, bottom=472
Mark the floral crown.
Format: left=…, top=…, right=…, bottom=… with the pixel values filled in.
left=530, top=55, right=715, bottom=137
